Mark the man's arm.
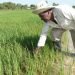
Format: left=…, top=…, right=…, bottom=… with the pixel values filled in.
left=37, top=23, right=50, bottom=48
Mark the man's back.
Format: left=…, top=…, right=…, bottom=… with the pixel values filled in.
left=54, top=5, right=75, bottom=20
left=52, top=5, right=75, bottom=29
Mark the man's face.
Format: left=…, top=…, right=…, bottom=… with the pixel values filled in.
left=39, top=10, right=53, bottom=22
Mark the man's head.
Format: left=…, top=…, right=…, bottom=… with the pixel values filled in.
left=39, top=9, right=54, bottom=22
left=33, top=0, right=55, bottom=22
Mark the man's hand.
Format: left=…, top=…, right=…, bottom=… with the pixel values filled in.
left=34, top=47, right=43, bottom=54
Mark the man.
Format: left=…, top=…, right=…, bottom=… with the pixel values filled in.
left=33, top=1, right=75, bottom=52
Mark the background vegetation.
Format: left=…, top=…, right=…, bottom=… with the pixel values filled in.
left=0, top=2, right=75, bottom=10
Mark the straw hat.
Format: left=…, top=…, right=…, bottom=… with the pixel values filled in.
left=33, top=0, right=55, bottom=14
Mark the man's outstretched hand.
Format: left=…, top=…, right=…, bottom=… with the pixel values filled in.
left=34, top=47, right=43, bottom=54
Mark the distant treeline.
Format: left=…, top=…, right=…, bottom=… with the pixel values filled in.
left=0, top=2, right=36, bottom=10
left=0, top=2, right=75, bottom=10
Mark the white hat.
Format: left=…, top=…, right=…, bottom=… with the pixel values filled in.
left=33, top=0, right=55, bottom=14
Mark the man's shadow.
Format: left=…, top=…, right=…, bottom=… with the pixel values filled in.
left=15, top=35, right=53, bottom=55
left=16, top=35, right=38, bottom=54
left=10, top=35, right=75, bottom=57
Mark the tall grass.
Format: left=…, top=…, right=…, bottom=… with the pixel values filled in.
left=0, top=10, right=74, bottom=75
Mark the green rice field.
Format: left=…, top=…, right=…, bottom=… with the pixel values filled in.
left=0, top=9, right=75, bottom=75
